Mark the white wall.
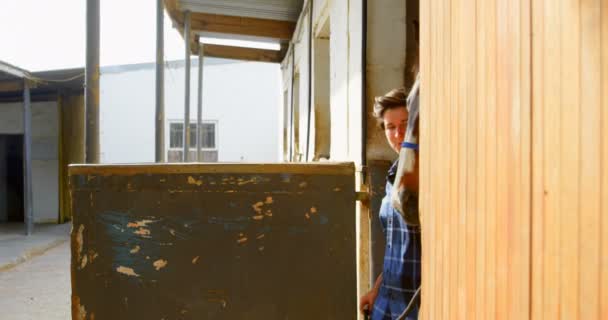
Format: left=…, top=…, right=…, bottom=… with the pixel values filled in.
left=366, top=0, right=408, bottom=160
left=100, top=58, right=281, bottom=163
left=328, top=0, right=353, bottom=162
left=281, top=0, right=365, bottom=163
left=0, top=101, right=59, bottom=223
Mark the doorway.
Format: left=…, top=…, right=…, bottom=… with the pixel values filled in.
left=0, top=134, right=24, bottom=222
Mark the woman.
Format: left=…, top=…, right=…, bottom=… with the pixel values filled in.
left=359, top=87, right=420, bottom=320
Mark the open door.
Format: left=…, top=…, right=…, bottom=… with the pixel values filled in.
left=0, top=134, right=24, bottom=223
left=69, top=163, right=356, bottom=319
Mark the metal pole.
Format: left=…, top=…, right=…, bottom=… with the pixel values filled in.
left=85, top=0, right=100, bottom=163
left=361, top=0, right=368, bottom=185
left=155, top=0, right=165, bottom=162
left=305, top=0, right=313, bottom=161
left=289, top=48, right=295, bottom=162
left=183, top=10, right=191, bottom=162
left=196, top=45, right=204, bottom=162
left=23, top=80, right=33, bottom=236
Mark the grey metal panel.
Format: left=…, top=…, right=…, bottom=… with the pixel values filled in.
left=69, top=163, right=356, bottom=319
left=31, top=137, right=58, bottom=160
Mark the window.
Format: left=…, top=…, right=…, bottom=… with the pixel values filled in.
left=169, top=121, right=217, bottom=150
left=169, top=123, right=183, bottom=149
left=200, top=123, right=216, bottom=149
left=168, top=121, right=219, bottom=162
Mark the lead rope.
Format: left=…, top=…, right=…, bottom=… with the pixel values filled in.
left=396, top=286, right=421, bottom=320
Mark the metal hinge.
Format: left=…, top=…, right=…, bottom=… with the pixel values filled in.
left=356, top=191, right=370, bottom=202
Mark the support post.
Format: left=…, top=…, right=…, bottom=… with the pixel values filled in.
left=85, top=0, right=100, bottom=163
left=183, top=10, right=191, bottom=162
left=155, top=0, right=165, bottom=162
left=305, top=0, right=313, bottom=161
left=289, top=49, right=295, bottom=162
left=23, top=80, right=33, bottom=235
left=196, top=45, right=204, bottom=162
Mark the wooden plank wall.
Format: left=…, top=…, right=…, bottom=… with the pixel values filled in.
left=419, top=0, right=607, bottom=319
left=531, top=0, right=608, bottom=319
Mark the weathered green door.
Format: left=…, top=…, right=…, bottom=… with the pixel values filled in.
left=69, top=163, right=356, bottom=319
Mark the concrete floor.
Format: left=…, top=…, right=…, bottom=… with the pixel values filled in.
left=0, top=223, right=70, bottom=271
left=0, top=241, right=70, bottom=320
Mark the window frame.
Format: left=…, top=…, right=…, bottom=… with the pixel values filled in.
left=167, top=120, right=219, bottom=151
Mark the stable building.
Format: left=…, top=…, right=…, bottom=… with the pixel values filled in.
left=0, top=61, right=85, bottom=232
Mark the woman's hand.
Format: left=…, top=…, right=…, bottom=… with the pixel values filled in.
left=359, top=288, right=379, bottom=316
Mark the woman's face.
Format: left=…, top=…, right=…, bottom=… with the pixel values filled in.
left=382, top=106, right=408, bottom=154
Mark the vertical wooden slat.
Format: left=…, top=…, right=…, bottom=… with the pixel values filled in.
left=579, top=1, right=601, bottom=319
left=462, top=0, right=478, bottom=317
left=441, top=0, right=451, bottom=316
left=424, top=4, right=431, bottom=316
left=456, top=0, right=469, bottom=317
left=531, top=0, right=545, bottom=318
left=543, top=0, right=562, bottom=318
left=433, top=0, right=443, bottom=316
left=508, top=0, right=521, bottom=315
left=440, top=0, right=450, bottom=315
left=560, top=0, right=581, bottom=318
left=600, top=0, right=608, bottom=316
left=518, top=0, right=532, bottom=315
left=495, top=0, right=510, bottom=317
left=485, top=0, right=498, bottom=317
left=432, top=21, right=441, bottom=319
left=424, top=1, right=437, bottom=319
left=419, top=0, right=431, bottom=317
left=429, top=0, right=442, bottom=317
left=420, top=0, right=431, bottom=317
left=448, top=0, right=458, bottom=317
left=509, top=0, right=531, bottom=316
left=475, top=0, right=488, bottom=317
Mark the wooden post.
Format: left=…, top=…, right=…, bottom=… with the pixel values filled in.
left=85, top=0, right=100, bottom=163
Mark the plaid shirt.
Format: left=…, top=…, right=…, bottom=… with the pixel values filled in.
left=372, top=161, right=421, bottom=320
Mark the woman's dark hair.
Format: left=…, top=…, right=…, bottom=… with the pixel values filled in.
left=372, top=88, right=407, bottom=129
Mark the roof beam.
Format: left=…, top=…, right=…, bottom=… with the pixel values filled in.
left=203, top=44, right=283, bottom=63
left=163, top=0, right=293, bottom=59
left=189, top=13, right=295, bottom=40
left=0, top=61, right=31, bottom=79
